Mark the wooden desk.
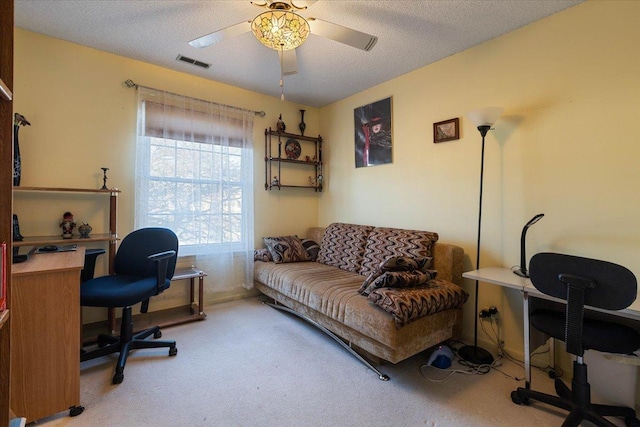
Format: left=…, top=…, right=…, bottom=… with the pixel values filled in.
left=11, top=249, right=85, bottom=422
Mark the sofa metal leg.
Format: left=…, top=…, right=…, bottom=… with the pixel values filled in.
left=264, top=301, right=390, bottom=381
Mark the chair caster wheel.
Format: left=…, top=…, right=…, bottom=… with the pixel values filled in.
left=69, top=405, right=84, bottom=417
left=113, top=371, right=124, bottom=384
left=511, top=391, right=529, bottom=405
left=169, top=346, right=178, bottom=356
left=154, top=330, right=162, bottom=339
left=97, top=334, right=114, bottom=348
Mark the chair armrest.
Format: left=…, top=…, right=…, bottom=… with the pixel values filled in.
left=139, top=250, right=177, bottom=313
left=148, top=250, right=177, bottom=290
left=148, top=250, right=177, bottom=262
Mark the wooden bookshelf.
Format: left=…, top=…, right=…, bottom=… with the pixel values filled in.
left=0, top=0, right=14, bottom=424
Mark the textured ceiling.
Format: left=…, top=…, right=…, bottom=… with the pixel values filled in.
left=14, top=0, right=582, bottom=107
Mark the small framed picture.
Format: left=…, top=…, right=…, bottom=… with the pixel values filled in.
left=433, top=118, right=459, bottom=143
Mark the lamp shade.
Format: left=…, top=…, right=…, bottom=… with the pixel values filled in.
left=251, top=11, right=310, bottom=51
left=466, top=107, right=504, bottom=127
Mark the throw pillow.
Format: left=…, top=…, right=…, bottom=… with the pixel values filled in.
left=368, top=279, right=469, bottom=328
left=358, top=256, right=433, bottom=295
left=263, top=235, right=310, bottom=264
left=359, top=227, right=438, bottom=277
left=379, top=256, right=432, bottom=272
left=359, top=269, right=438, bottom=297
left=301, top=238, right=320, bottom=261
left=254, top=248, right=273, bottom=262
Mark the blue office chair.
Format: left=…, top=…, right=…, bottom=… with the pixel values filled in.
left=81, top=227, right=179, bottom=384
left=511, top=252, right=640, bottom=427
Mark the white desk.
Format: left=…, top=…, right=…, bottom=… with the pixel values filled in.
left=463, top=267, right=640, bottom=388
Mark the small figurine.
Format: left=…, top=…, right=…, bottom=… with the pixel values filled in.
left=271, top=176, right=280, bottom=186
left=13, top=113, right=31, bottom=187
left=276, top=114, right=286, bottom=133
left=60, top=211, right=76, bottom=239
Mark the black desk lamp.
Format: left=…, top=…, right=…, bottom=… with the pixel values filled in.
left=513, top=213, right=544, bottom=278
left=458, top=106, right=503, bottom=366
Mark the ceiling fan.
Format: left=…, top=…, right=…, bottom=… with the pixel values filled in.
left=188, top=0, right=378, bottom=76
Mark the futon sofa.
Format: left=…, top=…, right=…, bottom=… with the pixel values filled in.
left=253, top=222, right=467, bottom=379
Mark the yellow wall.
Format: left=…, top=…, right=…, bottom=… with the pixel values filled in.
left=319, top=0, right=640, bottom=356
left=13, top=29, right=320, bottom=320
left=13, top=1, right=640, bottom=356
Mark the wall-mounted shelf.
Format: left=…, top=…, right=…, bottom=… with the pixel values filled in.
left=264, top=128, right=323, bottom=192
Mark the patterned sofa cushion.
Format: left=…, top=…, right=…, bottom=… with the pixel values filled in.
left=368, top=278, right=468, bottom=328
left=254, top=248, right=273, bottom=262
left=263, top=235, right=310, bottom=264
left=359, top=269, right=438, bottom=297
left=359, top=227, right=439, bottom=277
left=301, top=238, right=321, bottom=261
left=317, top=223, right=374, bottom=273
left=358, top=255, right=434, bottom=295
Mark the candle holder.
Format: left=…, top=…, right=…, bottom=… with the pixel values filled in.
left=101, top=167, right=109, bottom=190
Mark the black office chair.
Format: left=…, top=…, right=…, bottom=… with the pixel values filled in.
left=81, top=248, right=106, bottom=283
left=81, top=227, right=179, bottom=384
left=511, top=252, right=640, bottom=427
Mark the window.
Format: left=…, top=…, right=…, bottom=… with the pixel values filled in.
left=134, top=87, right=254, bottom=260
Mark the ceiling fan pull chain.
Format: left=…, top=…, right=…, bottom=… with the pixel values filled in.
left=280, top=44, right=285, bottom=101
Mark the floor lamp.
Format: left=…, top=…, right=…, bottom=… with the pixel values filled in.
left=458, top=106, right=504, bottom=366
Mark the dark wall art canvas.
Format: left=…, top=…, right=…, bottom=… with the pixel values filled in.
left=354, top=97, right=392, bottom=168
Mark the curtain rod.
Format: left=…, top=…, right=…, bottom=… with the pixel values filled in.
left=124, top=79, right=266, bottom=118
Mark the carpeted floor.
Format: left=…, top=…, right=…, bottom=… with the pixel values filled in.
left=33, top=296, right=619, bottom=426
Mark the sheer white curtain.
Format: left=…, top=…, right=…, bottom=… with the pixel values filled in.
left=135, top=86, right=254, bottom=292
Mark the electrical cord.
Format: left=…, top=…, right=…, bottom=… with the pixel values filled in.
left=421, top=312, right=567, bottom=383
left=420, top=347, right=492, bottom=382
left=479, top=315, right=563, bottom=377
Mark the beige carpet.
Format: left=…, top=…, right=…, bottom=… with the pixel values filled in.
left=33, top=297, right=620, bottom=426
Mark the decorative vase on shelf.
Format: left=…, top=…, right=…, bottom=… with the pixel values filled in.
left=13, top=113, right=31, bottom=187
left=276, top=114, right=286, bottom=133
left=299, top=109, right=306, bottom=136
left=78, top=223, right=93, bottom=238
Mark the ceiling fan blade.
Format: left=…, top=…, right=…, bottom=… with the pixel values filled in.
left=308, top=18, right=378, bottom=51
left=279, top=49, right=298, bottom=75
left=290, top=0, right=318, bottom=9
left=189, top=21, right=251, bottom=49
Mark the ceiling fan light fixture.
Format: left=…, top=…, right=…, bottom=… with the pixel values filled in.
left=251, top=10, right=310, bottom=51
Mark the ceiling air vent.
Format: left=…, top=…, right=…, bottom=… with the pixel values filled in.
left=176, top=54, right=210, bottom=69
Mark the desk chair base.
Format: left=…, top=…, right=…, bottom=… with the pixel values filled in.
left=81, top=306, right=178, bottom=384
left=512, top=361, right=640, bottom=427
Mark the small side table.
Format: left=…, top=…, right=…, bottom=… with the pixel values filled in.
left=82, top=267, right=207, bottom=342
left=171, top=267, right=207, bottom=322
